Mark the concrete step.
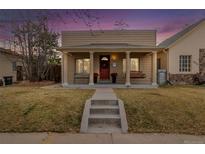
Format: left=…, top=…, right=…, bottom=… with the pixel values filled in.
left=98, top=80, right=112, bottom=84
left=80, top=89, right=128, bottom=133
left=90, top=105, right=119, bottom=115
left=91, top=100, right=118, bottom=106
left=87, top=123, right=122, bottom=133
left=89, top=114, right=121, bottom=126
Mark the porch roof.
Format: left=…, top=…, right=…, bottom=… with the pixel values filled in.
left=58, top=43, right=163, bottom=51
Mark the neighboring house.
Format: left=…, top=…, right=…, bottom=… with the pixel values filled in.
left=59, top=30, right=160, bottom=86
left=0, top=48, right=23, bottom=85
left=158, top=19, right=205, bottom=84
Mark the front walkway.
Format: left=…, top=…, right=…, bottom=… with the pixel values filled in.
left=80, top=88, right=128, bottom=133
left=92, top=88, right=117, bottom=100
left=0, top=133, right=205, bottom=144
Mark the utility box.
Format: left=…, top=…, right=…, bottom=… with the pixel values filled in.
left=158, top=69, right=167, bottom=85
left=3, top=76, right=13, bottom=85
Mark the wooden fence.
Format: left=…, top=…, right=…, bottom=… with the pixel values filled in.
left=46, top=64, right=61, bottom=83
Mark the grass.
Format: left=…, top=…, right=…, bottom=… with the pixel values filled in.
left=0, top=86, right=94, bottom=133
left=1, top=85, right=205, bottom=135
left=114, top=86, right=205, bottom=135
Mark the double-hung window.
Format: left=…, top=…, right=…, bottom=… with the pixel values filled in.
left=123, top=58, right=140, bottom=73
left=179, top=55, right=191, bottom=72
left=75, top=59, right=90, bottom=74
left=12, top=62, right=17, bottom=71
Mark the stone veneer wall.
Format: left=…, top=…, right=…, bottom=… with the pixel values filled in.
left=169, top=74, right=194, bottom=84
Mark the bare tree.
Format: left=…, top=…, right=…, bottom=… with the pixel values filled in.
left=114, top=19, right=129, bottom=30
left=0, top=10, right=101, bottom=49
left=0, top=10, right=102, bottom=81
left=13, top=17, right=59, bottom=81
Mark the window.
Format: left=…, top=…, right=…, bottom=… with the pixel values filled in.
left=131, top=58, right=139, bottom=71
left=12, top=62, right=17, bottom=71
left=179, top=55, right=191, bottom=72
left=76, top=59, right=90, bottom=73
left=123, top=58, right=139, bottom=73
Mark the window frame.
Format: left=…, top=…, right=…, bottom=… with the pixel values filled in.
left=179, top=55, right=192, bottom=72
left=12, top=61, right=17, bottom=71
left=75, top=58, right=90, bottom=74
left=123, top=58, right=140, bottom=73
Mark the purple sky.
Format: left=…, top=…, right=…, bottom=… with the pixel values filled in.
left=0, top=9, right=205, bottom=46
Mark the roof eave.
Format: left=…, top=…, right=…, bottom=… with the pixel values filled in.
left=57, top=46, right=163, bottom=51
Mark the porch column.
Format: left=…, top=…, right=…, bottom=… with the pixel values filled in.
left=125, top=51, right=131, bottom=86
left=89, top=51, right=94, bottom=85
left=152, top=51, right=157, bottom=85
left=62, top=52, right=68, bottom=86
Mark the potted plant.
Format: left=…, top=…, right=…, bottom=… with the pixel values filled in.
left=111, top=73, right=117, bottom=83
left=94, top=73, right=98, bottom=83
left=0, top=79, right=3, bottom=86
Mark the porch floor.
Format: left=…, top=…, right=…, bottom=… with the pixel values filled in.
left=62, top=83, right=158, bottom=89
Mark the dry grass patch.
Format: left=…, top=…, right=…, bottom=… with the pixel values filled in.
left=114, top=86, right=205, bottom=135
left=14, top=80, right=55, bottom=87
left=0, top=87, right=94, bottom=132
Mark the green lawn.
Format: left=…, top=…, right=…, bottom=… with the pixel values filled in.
left=0, top=86, right=94, bottom=133
left=115, top=86, right=205, bottom=135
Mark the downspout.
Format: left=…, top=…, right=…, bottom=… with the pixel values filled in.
left=162, top=48, right=169, bottom=81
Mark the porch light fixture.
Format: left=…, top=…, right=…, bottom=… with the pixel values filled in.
left=111, top=55, right=117, bottom=61
left=101, top=57, right=109, bottom=61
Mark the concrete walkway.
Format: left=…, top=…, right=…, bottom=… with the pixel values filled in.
left=80, top=88, right=128, bottom=133
left=92, top=88, right=117, bottom=100
left=0, top=133, right=205, bottom=144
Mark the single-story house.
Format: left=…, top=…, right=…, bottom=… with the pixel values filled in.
left=158, top=18, right=205, bottom=84
left=0, top=48, right=23, bottom=85
left=59, top=19, right=205, bottom=86
left=59, top=30, right=160, bottom=86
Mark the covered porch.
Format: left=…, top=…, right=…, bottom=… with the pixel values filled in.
left=59, top=44, right=159, bottom=87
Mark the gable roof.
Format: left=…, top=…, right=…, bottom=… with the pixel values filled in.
left=158, top=18, right=205, bottom=48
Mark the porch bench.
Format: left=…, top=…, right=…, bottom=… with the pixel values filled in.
left=130, top=71, right=146, bottom=78
left=74, top=74, right=89, bottom=84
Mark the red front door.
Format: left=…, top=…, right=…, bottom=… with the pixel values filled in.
left=100, top=55, right=110, bottom=80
